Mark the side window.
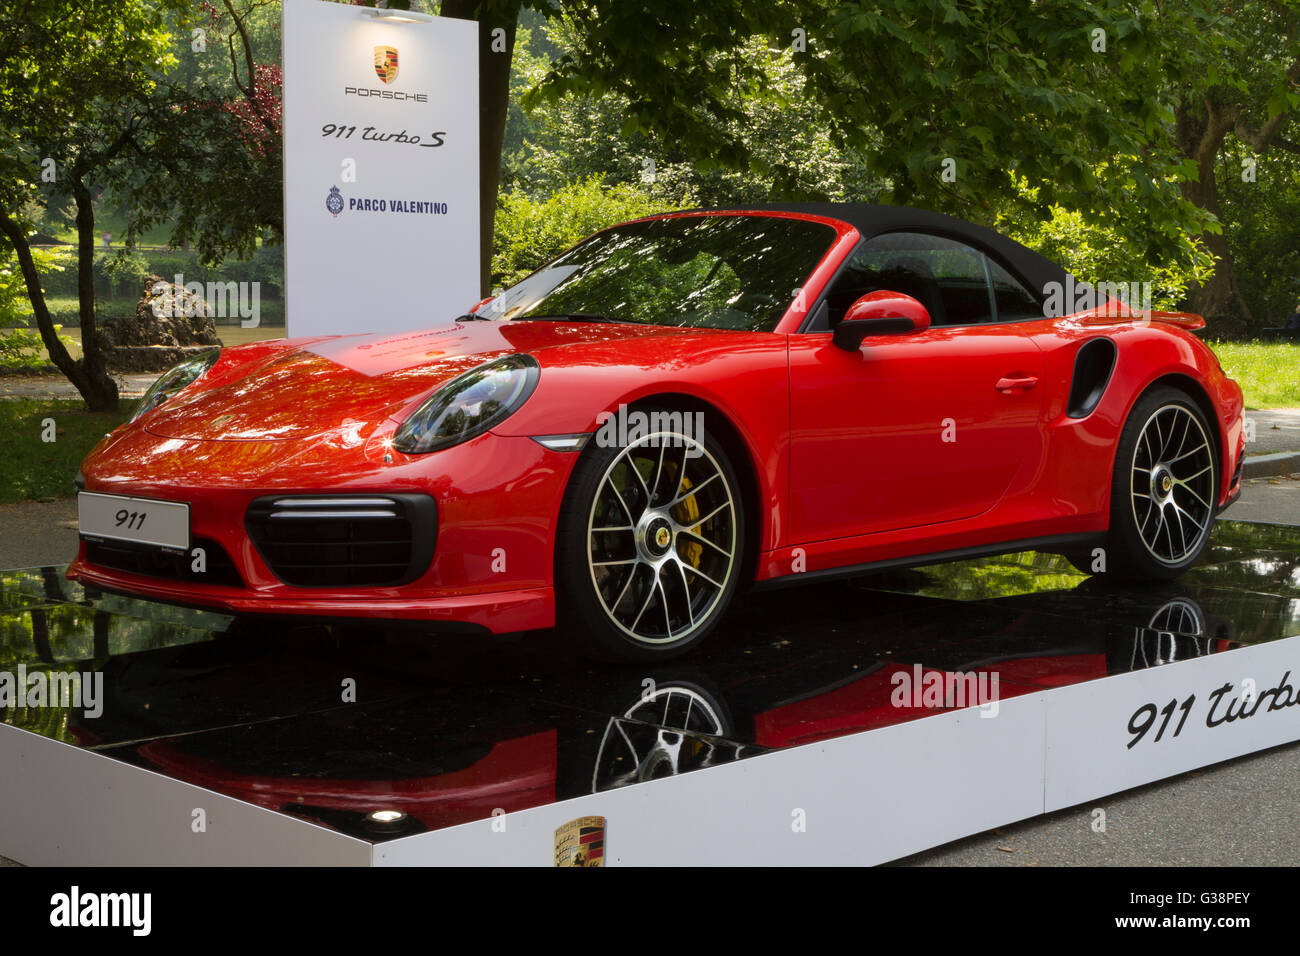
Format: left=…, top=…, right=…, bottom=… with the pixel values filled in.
left=817, top=232, right=1041, bottom=328
left=986, top=257, right=1043, bottom=322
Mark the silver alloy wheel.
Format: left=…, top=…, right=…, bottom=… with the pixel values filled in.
left=591, top=684, right=728, bottom=792
left=1147, top=597, right=1206, bottom=639
left=585, top=431, right=737, bottom=645
left=1129, top=403, right=1216, bottom=566
left=1129, top=597, right=1211, bottom=668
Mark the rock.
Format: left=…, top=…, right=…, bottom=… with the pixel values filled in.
left=107, top=345, right=219, bottom=374
left=96, top=276, right=223, bottom=371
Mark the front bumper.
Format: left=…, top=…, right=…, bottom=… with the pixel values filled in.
left=67, top=563, right=553, bottom=633
left=68, top=422, right=577, bottom=634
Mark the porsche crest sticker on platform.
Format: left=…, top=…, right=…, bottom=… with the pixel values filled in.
left=554, top=816, right=605, bottom=867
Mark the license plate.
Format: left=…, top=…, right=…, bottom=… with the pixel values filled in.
left=78, top=492, right=190, bottom=551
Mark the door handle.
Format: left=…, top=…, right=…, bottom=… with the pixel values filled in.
left=995, top=374, right=1038, bottom=393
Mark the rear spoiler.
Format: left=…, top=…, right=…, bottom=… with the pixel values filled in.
left=1072, top=305, right=1206, bottom=331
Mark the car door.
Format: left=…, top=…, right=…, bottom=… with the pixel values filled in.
left=788, top=231, right=1047, bottom=543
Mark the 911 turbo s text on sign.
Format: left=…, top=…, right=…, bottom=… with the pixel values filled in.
left=282, top=0, right=479, bottom=337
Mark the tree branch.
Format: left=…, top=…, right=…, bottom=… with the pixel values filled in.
left=1233, top=56, right=1300, bottom=152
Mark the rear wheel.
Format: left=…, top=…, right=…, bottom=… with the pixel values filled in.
left=1106, top=386, right=1218, bottom=580
left=556, top=411, right=745, bottom=661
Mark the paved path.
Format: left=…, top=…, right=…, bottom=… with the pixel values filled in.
left=1222, top=474, right=1300, bottom=523
left=0, top=373, right=159, bottom=401
left=1247, top=408, right=1300, bottom=463
left=897, top=740, right=1300, bottom=865
left=1249, top=409, right=1300, bottom=454
left=0, top=500, right=77, bottom=569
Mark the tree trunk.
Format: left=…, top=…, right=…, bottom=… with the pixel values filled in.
left=1179, top=171, right=1253, bottom=325
left=71, top=182, right=119, bottom=411
left=1176, top=99, right=1253, bottom=330
left=0, top=208, right=117, bottom=411
left=440, top=1, right=519, bottom=297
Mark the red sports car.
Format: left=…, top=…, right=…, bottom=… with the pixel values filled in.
left=70, top=204, right=1245, bottom=660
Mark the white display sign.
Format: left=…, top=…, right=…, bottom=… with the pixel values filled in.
left=282, top=0, right=479, bottom=337
left=1044, top=631, right=1300, bottom=811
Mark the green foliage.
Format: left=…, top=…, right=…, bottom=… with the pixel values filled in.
left=1216, top=142, right=1300, bottom=325
left=120, top=1, right=285, bottom=262
left=33, top=245, right=285, bottom=309
left=94, top=249, right=153, bottom=299
left=492, top=177, right=679, bottom=287
left=0, top=246, right=74, bottom=369
left=508, top=20, right=885, bottom=206
left=532, top=0, right=1225, bottom=263
left=0, top=1, right=194, bottom=212
left=0, top=326, right=72, bottom=371
left=0, top=245, right=70, bottom=325
left=0, top=400, right=127, bottom=503
left=0, top=0, right=196, bottom=408
left=998, top=191, right=1214, bottom=311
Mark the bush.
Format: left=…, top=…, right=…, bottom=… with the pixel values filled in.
left=995, top=180, right=1213, bottom=313
left=492, top=177, right=679, bottom=288
left=0, top=324, right=74, bottom=371
left=93, top=249, right=152, bottom=298
left=1, top=245, right=75, bottom=366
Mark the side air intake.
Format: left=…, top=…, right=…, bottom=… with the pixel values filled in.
left=1067, top=338, right=1117, bottom=419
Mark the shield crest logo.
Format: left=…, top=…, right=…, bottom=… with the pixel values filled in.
left=554, top=816, right=606, bottom=867
left=373, top=46, right=399, bottom=84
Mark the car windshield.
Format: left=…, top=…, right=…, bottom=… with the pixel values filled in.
left=478, top=214, right=839, bottom=332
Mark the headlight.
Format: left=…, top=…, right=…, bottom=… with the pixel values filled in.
left=392, top=355, right=540, bottom=454
left=131, top=350, right=220, bottom=422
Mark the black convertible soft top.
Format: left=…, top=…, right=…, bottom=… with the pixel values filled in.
left=703, top=202, right=1072, bottom=301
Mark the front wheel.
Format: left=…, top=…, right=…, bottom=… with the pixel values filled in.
left=1105, top=386, right=1218, bottom=580
left=555, top=411, right=746, bottom=661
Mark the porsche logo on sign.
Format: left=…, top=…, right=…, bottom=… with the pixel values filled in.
left=554, top=816, right=605, bottom=867
left=373, top=46, right=399, bottom=84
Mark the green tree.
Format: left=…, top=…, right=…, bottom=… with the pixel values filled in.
left=0, top=0, right=194, bottom=411
left=492, top=176, right=679, bottom=285
left=530, top=0, right=1223, bottom=266
left=121, top=0, right=285, bottom=264
left=1171, top=1, right=1300, bottom=329
left=505, top=20, right=885, bottom=208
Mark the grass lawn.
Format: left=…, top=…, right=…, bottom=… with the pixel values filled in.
left=1205, top=341, right=1300, bottom=409
left=0, top=400, right=128, bottom=504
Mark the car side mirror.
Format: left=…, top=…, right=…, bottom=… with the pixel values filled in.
left=832, top=291, right=932, bottom=351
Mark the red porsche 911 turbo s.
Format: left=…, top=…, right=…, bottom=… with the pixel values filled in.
left=70, top=203, right=1245, bottom=660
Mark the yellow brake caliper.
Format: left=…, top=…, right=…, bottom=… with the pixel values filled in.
left=671, top=472, right=704, bottom=569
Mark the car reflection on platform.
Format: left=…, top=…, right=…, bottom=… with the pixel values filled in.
left=0, top=524, right=1296, bottom=842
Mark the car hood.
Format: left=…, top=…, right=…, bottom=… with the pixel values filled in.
left=142, top=320, right=702, bottom=442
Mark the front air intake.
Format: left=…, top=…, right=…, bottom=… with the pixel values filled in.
left=245, top=494, right=436, bottom=587
left=85, top=536, right=243, bottom=588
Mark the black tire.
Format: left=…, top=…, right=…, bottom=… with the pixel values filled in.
left=555, top=407, right=747, bottom=662
left=1104, top=386, right=1218, bottom=580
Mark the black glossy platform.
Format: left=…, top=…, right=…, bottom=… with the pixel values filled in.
left=2, top=520, right=1297, bottom=846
